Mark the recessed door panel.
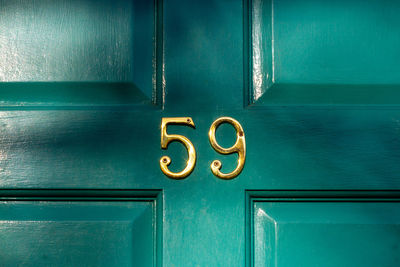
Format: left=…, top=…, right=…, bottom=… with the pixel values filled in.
left=0, top=0, right=160, bottom=106
left=252, top=199, right=400, bottom=266
left=0, top=198, right=157, bottom=267
left=247, top=0, right=400, bottom=105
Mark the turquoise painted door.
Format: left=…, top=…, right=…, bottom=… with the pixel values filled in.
left=0, top=0, right=400, bottom=266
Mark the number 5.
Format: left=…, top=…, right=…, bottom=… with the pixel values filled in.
left=160, top=117, right=196, bottom=179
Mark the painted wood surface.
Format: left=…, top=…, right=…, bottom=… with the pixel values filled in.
left=253, top=200, right=400, bottom=266
left=0, top=0, right=160, bottom=105
left=0, top=0, right=399, bottom=266
left=0, top=190, right=161, bottom=266
left=247, top=0, right=400, bottom=105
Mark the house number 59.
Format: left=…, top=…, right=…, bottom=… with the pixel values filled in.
left=160, top=117, right=246, bottom=180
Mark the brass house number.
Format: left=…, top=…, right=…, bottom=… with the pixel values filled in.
left=160, top=117, right=246, bottom=180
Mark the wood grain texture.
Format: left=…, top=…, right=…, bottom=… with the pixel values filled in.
left=0, top=0, right=158, bottom=103
left=0, top=0, right=399, bottom=266
left=0, top=109, right=399, bottom=189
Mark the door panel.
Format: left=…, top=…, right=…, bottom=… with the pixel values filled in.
left=249, top=192, right=400, bottom=267
left=0, top=0, right=159, bottom=106
left=0, top=191, right=161, bottom=267
left=246, top=0, right=400, bottom=105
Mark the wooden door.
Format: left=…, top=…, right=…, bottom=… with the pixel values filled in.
left=0, top=0, right=399, bottom=266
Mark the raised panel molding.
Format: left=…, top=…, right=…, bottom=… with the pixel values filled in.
left=246, top=191, right=400, bottom=267
left=0, top=0, right=164, bottom=108
left=245, top=0, right=400, bottom=106
left=0, top=190, right=162, bottom=267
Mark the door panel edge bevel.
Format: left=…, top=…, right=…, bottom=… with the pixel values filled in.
left=245, top=190, right=400, bottom=267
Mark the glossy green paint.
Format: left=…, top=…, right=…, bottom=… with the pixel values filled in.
left=253, top=200, right=400, bottom=266
left=246, top=0, right=400, bottom=105
left=0, top=0, right=399, bottom=266
left=248, top=192, right=400, bottom=267
left=0, top=0, right=160, bottom=105
left=0, top=190, right=163, bottom=266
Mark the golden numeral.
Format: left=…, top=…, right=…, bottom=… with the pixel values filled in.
left=208, top=117, right=246, bottom=179
left=160, top=117, right=196, bottom=179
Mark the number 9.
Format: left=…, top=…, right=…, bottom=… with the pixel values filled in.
left=208, top=117, right=246, bottom=179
